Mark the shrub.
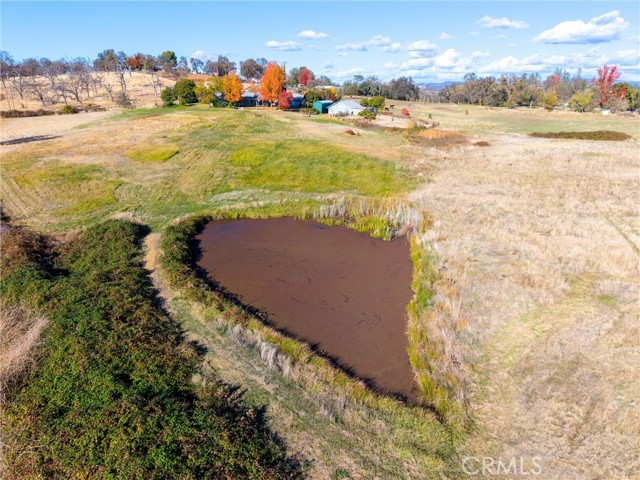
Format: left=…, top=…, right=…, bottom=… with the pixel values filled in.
left=543, top=91, right=558, bottom=111
left=174, top=78, right=197, bottom=105
left=60, top=104, right=79, bottom=114
left=358, top=109, right=376, bottom=120
left=114, top=92, right=135, bottom=109
left=568, top=88, right=595, bottom=112
left=277, top=91, right=293, bottom=111
left=160, top=87, right=175, bottom=106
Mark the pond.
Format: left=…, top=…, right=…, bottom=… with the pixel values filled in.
left=196, top=217, right=418, bottom=400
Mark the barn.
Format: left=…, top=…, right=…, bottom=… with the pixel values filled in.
left=312, top=100, right=333, bottom=114
left=327, top=99, right=366, bottom=116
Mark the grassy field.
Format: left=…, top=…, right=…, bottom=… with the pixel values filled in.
left=1, top=102, right=639, bottom=478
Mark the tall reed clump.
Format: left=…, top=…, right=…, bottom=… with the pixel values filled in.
left=407, top=231, right=470, bottom=430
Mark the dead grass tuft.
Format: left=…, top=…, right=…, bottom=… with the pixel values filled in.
left=0, top=302, right=48, bottom=403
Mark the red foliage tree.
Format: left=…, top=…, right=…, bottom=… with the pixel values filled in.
left=298, top=67, right=313, bottom=86
left=592, top=65, right=623, bottom=107
left=401, top=108, right=410, bottom=116
left=260, top=62, right=285, bottom=105
left=125, top=53, right=144, bottom=70
left=277, top=91, right=293, bottom=110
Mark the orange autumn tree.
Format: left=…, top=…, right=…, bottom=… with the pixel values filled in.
left=260, top=62, right=285, bottom=106
left=222, top=71, right=242, bottom=106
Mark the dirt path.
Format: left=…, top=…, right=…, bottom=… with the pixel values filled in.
left=409, top=133, right=640, bottom=478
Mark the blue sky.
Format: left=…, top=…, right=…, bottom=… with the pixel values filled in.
left=2, top=1, right=639, bottom=82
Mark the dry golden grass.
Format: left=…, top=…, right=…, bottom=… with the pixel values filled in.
left=407, top=126, right=640, bottom=478
left=0, top=302, right=47, bottom=404
left=1, top=103, right=639, bottom=478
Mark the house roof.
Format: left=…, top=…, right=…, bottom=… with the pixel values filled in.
left=328, top=100, right=364, bottom=110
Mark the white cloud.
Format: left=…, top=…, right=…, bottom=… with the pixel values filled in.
left=469, top=31, right=480, bottom=36
left=190, top=50, right=209, bottom=61
left=478, top=47, right=640, bottom=75
left=367, top=35, right=392, bottom=46
left=265, top=40, right=301, bottom=51
left=533, top=11, right=628, bottom=44
left=297, top=30, right=329, bottom=39
left=495, top=34, right=507, bottom=40
left=336, top=43, right=368, bottom=51
left=508, top=43, right=518, bottom=48
left=308, top=45, right=322, bottom=51
left=383, top=42, right=403, bottom=53
left=408, top=40, right=439, bottom=58
left=438, top=32, right=453, bottom=40
left=323, top=61, right=335, bottom=69
left=337, top=52, right=349, bottom=57
left=333, top=67, right=364, bottom=79
left=478, top=15, right=529, bottom=29
left=336, top=35, right=393, bottom=52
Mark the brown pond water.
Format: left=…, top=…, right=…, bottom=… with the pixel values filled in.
left=195, top=217, right=418, bottom=399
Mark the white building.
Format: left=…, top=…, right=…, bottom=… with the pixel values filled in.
left=327, top=99, right=366, bottom=116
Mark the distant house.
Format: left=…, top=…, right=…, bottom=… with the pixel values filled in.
left=327, top=99, right=366, bottom=116
left=290, top=94, right=304, bottom=109
left=312, top=100, right=333, bottom=114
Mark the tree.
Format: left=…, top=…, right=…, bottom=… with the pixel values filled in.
left=210, top=56, right=236, bottom=77
left=592, top=65, right=622, bottom=107
left=260, top=62, right=285, bottom=105
left=387, top=77, right=419, bottom=101
left=543, top=91, right=558, bottom=111
left=298, top=67, right=314, bottom=86
left=361, top=95, right=385, bottom=111
left=277, top=90, right=293, bottom=110
left=159, top=51, right=177, bottom=69
left=173, top=78, right=196, bottom=104
left=194, top=81, right=216, bottom=104
left=125, top=54, right=144, bottom=71
left=568, top=88, right=594, bottom=112
left=161, top=87, right=175, bottom=106
left=287, top=67, right=299, bottom=87
left=239, top=58, right=264, bottom=80
left=222, top=71, right=242, bottom=105
left=189, top=57, right=204, bottom=74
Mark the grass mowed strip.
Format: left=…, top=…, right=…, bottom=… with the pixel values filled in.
left=529, top=130, right=632, bottom=141
left=0, top=220, right=302, bottom=479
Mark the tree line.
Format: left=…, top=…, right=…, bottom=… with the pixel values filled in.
left=434, top=67, right=638, bottom=112
left=0, top=49, right=339, bottom=110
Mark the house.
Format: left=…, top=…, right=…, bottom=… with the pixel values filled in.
left=290, top=94, right=304, bottom=109
left=312, top=100, right=333, bottom=114
left=327, top=99, right=366, bottom=116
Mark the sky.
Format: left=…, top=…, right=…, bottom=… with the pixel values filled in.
left=2, top=1, right=639, bottom=83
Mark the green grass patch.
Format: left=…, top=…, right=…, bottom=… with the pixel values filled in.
left=228, top=140, right=416, bottom=196
left=0, top=220, right=302, bottom=479
left=125, top=144, right=180, bottom=162
left=14, top=163, right=121, bottom=215
left=529, top=130, right=632, bottom=141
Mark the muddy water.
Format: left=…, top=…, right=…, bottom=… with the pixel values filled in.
left=195, top=217, right=418, bottom=399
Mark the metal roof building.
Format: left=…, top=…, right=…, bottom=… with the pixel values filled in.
left=327, top=99, right=366, bottom=116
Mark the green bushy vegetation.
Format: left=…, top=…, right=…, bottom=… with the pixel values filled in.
left=0, top=220, right=302, bottom=479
